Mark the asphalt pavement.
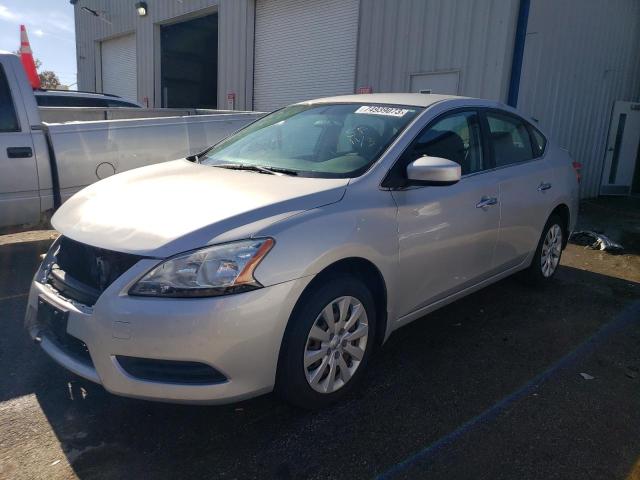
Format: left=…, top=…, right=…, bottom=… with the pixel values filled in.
left=0, top=199, right=639, bottom=480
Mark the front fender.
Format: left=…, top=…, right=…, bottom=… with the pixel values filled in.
left=253, top=189, right=401, bottom=329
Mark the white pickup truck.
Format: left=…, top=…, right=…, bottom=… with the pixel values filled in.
left=0, top=51, right=262, bottom=230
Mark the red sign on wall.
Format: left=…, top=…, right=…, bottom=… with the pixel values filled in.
left=227, top=92, right=236, bottom=110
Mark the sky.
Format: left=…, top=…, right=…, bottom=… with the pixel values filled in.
left=0, top=0, right=76, bottom=87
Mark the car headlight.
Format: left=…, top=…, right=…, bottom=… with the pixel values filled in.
left=129, top=238, right=274, bottom=298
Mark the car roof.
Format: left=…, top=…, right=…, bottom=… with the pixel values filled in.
left=295, top=92, right=542, bottom=133
left=299, top=93, right=528, bottom=121
left=300, top=93, right=471, bottom=108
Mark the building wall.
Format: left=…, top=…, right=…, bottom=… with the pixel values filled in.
left=218, top=0, right=254, bottom=110
left=517, top=0, right=640, bottom=198
left=74, top=0, right=640, bottom=198
left=76, top=0, right=520, bottom=108
left=355, top=0, right=520, bottom=101
left=74, top=0, right=253, bottom=109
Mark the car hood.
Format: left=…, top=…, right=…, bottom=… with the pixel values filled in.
left=52, top=159, right=349, bottom=257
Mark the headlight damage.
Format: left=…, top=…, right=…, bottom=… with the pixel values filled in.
left=129, top=238, right=274, bottom=297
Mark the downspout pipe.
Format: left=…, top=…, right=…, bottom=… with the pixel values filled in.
left=507, top=0, right=531, bottom=107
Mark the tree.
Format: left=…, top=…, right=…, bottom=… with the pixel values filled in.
left=38, top=70, right=61, bottom=89
left=13, top=51, right=62, bottom=89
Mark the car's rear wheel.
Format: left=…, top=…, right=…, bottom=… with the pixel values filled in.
left=521, top=214, right=565, bottom=283
left=276, top=275, right=376, bottom=409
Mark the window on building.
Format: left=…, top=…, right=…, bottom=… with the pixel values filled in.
left=0, top=66, right=19, bottom=132
left=486, top=112, right=534, bottom=167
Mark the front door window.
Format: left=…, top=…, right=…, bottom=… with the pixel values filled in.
left=407, top=111, right=485, bottom=176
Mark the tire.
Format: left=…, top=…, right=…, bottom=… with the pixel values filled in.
left=276, top=275, right=376, bottom=409
left=521, top=214, right=565, bottom=284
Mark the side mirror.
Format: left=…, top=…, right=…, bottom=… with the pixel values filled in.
left=406, top=156, right=461, bottom=186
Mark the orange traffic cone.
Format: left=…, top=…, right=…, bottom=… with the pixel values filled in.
left=19, top=25, right=41, bottom=89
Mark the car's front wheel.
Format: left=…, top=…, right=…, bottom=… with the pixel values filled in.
left=276, top=275, right=376, bottom=409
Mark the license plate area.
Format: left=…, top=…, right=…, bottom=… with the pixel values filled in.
left=37, top=295, right=69, bottom=344
left=36, top=295, right=93, bottom=365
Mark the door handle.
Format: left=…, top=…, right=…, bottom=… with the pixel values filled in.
left=537, top=182, right=552, bottom=191
left=7, top=147, right=33, bottom=158
left=476, top=196, right=498, bottom=208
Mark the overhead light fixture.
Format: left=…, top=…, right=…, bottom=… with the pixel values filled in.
left=135, top=2, right=148, bottom=16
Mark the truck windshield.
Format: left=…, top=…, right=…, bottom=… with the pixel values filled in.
left=200, top=103, right=423, bottom=178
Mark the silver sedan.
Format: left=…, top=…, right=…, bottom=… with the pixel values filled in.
left=26, top=94, right=579, bottom=408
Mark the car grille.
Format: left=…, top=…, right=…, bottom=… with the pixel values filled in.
left=48, top=236, right=145, bottom=306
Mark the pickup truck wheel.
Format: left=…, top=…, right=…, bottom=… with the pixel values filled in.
left=521, top=214, right=564, bottom=284
left=276, top=276, right=376, bottom=409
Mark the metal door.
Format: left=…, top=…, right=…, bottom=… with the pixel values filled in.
left=600, top=101, right=640, bottom=196
left=253, top=0, right=359, bottom=112
left=409, top=71, right=460, bottom=95
left=101, top=33, right=137, bottom=102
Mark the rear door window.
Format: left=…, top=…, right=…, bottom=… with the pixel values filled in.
left=0, top=65, right=19, bottom=132
left=486, top=112, right=534, bottom=167
left=528, top=125, right=547, bottom=157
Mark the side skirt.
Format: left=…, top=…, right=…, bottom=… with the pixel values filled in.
left=392, top=258, right=532, bottom=331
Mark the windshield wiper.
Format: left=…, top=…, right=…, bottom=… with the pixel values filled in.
left=213, top=164, right=276, bottom=175
left=212, top=164, right=298, bottom=176
left=260, top=166, right=299, bottom=176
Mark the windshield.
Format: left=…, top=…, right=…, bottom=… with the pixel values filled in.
left=200, top=103, right=423, bottom=178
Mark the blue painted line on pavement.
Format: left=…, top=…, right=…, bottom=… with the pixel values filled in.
left=376, top=300, right=640, bottom=479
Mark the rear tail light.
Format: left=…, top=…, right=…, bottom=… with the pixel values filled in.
left=572, top=161, right=582, bottom=183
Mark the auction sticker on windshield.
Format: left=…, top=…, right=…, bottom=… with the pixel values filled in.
left=355, top=105, right=411, bottom=117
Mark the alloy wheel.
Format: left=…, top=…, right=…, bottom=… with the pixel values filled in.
left=541, top=224, right=563, bottom=277
left=303, top=296, right=369, bottom=394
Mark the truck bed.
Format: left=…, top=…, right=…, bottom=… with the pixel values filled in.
left=43, top=111, right=263, bottom=207
left=37, top=106, right=243, bottom=123
left=0, top=51, right=264, bottom=230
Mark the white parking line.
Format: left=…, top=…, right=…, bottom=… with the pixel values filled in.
left=0, top=293, right=28, bottom=302
left=376, top=300, right=640, bottom=479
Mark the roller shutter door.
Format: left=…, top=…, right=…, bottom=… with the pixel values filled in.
left=101, top=33, right=137, bottom=102
left=253, top=0, right=359, bottom=112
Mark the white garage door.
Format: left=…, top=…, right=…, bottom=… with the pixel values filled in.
left=254, top=0, right=359, bottom=112
left=101, top=33, right=137, bottom=102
